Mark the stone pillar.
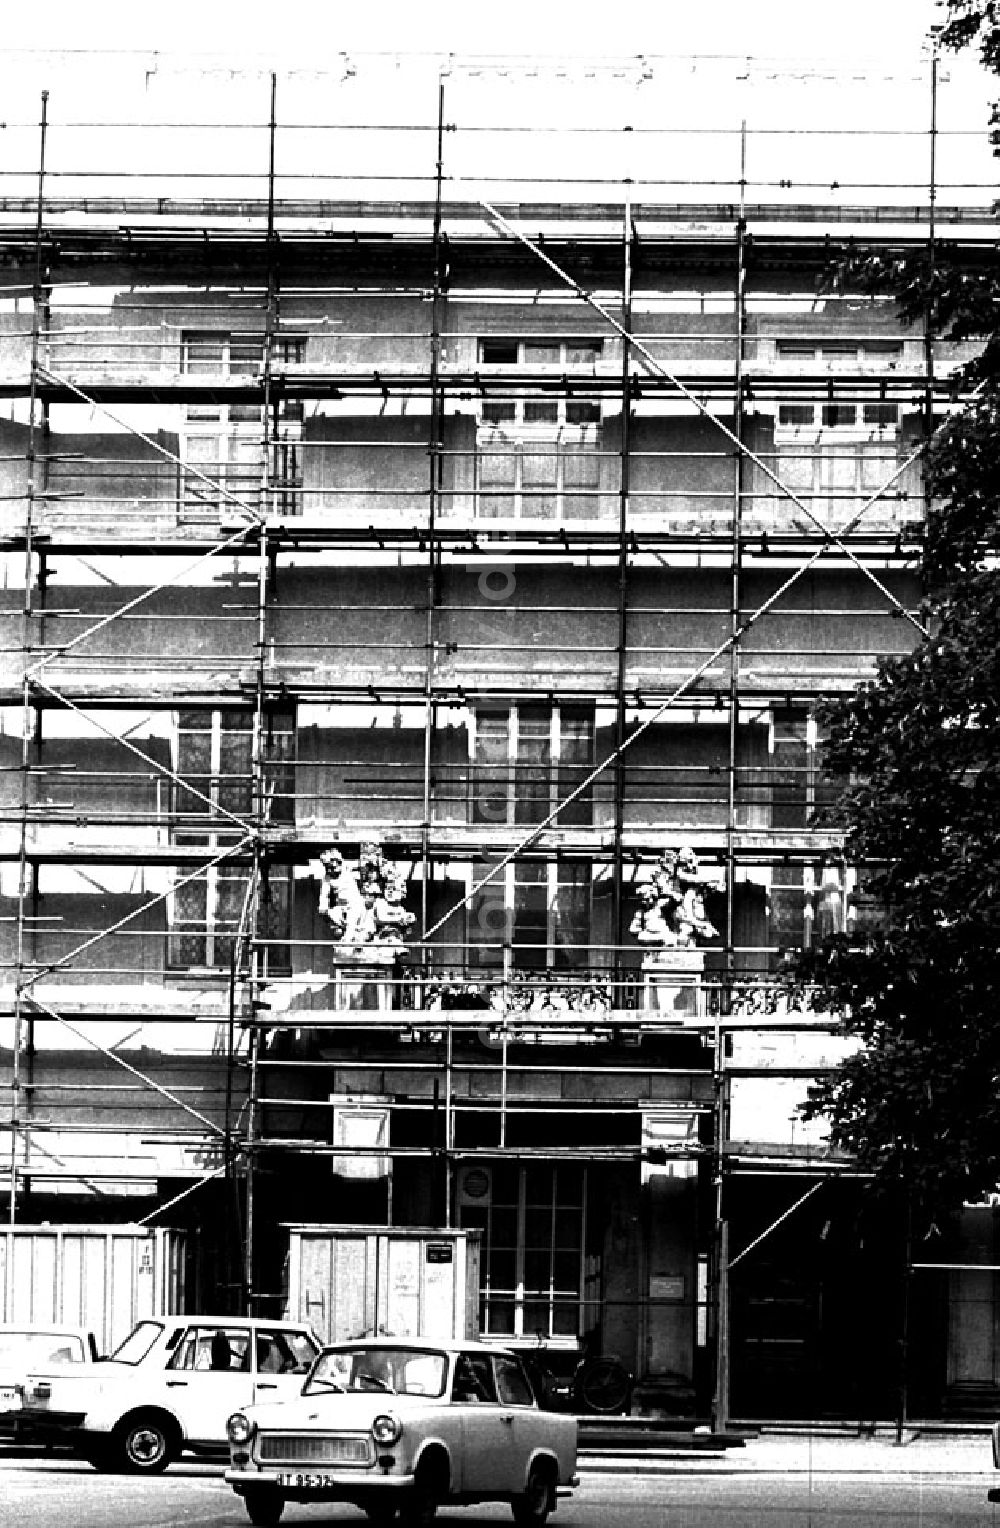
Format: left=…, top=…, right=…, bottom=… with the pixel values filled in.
left=641, top=948, right=706, bottom=1021
left=331, top=944, right=399, bottom=1013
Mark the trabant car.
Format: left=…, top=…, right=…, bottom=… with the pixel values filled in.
left=76, top=1315, right=321, bottom=1473
left=0, top=1324, right=102, bottom=1445
left=224, top=1337, right=579, bottom=1528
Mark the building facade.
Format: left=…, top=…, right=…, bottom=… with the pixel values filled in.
left=0, top=63, right=997, bottom=1420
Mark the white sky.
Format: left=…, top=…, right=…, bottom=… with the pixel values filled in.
left=0, top=0, right=995, bottom=208
left=0, top=0, right=973, bottom=65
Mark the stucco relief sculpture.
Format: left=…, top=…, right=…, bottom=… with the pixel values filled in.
left=319, top=840, right=415, bottom=951
left=629, top=846, right=722, bottom=949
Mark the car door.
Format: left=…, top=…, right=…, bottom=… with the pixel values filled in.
left=162, top=1324, right=255, bottom=1445
left=251, top=1327, right=318, bottom=1406
left=493, top=1354, right=540, bottom=1487
left=453, top=1352, right=519, bottom=1494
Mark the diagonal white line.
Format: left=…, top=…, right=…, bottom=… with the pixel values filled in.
left=481, top=198, right=929, bottom=638
left=35, top=364, right=265, bottom=526
left=20, top=989, right=227, bottom=1139
left=26, top=367, right=266, bottom=680
left=29, top=677, right=258, bottom=834
left=420, top=208, right=955, bottom=947
left=424, top=541, right=850, bottom=943
left=17, top=834, right=257, bottom=990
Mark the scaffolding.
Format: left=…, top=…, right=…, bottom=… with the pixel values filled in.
left=0, top=46, right=994, bottom=1418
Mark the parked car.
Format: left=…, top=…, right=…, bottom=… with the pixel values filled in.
left=73, top=1315, right=321, bottom=1473
left=990, top=1422, right=1000, bottom=1502
left=224, top=1336, right=579, bottom=1528
left=0, top=1323, right=103, bottom=1446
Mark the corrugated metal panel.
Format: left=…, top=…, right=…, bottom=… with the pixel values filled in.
left=0, top=1226, right=186, bottom=1353
left=283, top=1225, right=480, bottom=1344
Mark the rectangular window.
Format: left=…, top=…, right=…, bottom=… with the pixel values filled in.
left=820, top=403, right=857, bottom=428
left=458, top=1162, right=587, bottom=1341
left=481, top=401, right=517, bottom=425
left=179, top=330, right=304, bottom=521
left=480, top=339, right=519, bottom=365
left=182, top=329, right=266, bottom=379
left=470, top=705, right=594, bottom=827
left=474, top=338, right=603, bottom=522
left=862, top=339, right=904, bottom=357
left=777, top=404, right=814, bottom=427
left=476, top=434, right=602, bottom=522
left=862, top=402, right=899, bottom=428
left=478, top=338, right=604, bottom=369
left=468, top=858, right=593, bottom=971
left=167, top=708, right=293, bottom=971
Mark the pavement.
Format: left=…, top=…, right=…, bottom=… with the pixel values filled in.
left=578, top=1425, right=997, bottom=1476
left=733, top=1429, right=993, bottom=1475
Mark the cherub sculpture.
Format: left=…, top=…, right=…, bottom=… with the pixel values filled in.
left=318, top=840, right=414, bottom=950
left=630, top=844, right=721, bottom=949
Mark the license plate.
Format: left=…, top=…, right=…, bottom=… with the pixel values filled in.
left=0, top=1388, right=22, bottom=1413
left=275, top=1472, right=339, bottom=1490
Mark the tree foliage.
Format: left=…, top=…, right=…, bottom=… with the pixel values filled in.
left=791, top=3, right=1000, bottom=1210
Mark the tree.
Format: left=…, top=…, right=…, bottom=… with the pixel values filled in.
left=791, top=3, right=1000, bottom=1211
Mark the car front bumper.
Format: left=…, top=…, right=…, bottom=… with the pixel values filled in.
left=226, top=1466, right=416, bottom=1498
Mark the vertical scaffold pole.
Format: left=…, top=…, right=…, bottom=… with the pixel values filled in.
left=427, top=74, right=448, bottom=1222
left=11, top=90, right=49, bottom=1228
left=245, top=71, right=280, bottom=1314
left=612, top=181, right=632, bottom=974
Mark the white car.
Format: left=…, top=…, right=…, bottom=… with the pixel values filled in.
left=224, top=1337, right=579, bottom=1528
left=0, top=1324, right=102, bottom=1446
left=75, top=1315, right=321, bottom=1473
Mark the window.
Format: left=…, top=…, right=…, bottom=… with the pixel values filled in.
left=772, top=398, right=904, bottom=530
left=167, top=1325, right=250, bottom=1372
left=776, top=404, right=814, bottom=427
left=180, top=426, right=262, bottom=519
left=470, top=704, right=593, bottom=828
left=775, top=338, right=903, bottom=361
left=182, top=330, right=264, bottom=378
left=777, top=402, right=898, bottom=432
left=863, top=402, right=899, bottom=428
left=458, top=1161, right=588, bottom=1341
left=167, top=708, right=293, bottom=971
left=479, top=338, right=603, bottom=370
left=468, top=857, right=592, bottom=970
left=494, top=1354, right=535, bottom=1406
left=477, top=435, right=601, bottom=521
left=179, top=331, right=305, bottom=520
left=475, top=338, right=603, bottom=522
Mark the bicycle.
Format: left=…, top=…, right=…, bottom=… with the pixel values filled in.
left=524, top=1336, right=633, bottom=1416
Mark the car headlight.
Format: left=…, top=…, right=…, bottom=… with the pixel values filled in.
left=372, top=1412, right=402, bottom=1446
left=227, top=1411, right=253, bottom=1446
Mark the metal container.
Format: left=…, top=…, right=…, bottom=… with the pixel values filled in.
left=283, top=1225, right=480, bottom=1345
left=0, top=1225, right=186, bottom=1355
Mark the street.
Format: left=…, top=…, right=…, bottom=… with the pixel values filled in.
left=2, top=1449, right=1000, bottom=1528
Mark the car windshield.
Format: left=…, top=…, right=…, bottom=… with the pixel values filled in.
left=0, top=1331, right=86, bottom=1365
left=110, top=1320, right=164, bottom=1365
left=304, top=1345, right=448, bottom=1398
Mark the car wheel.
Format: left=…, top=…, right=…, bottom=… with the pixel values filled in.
left=401, top=1452, right=446, bottom=1528
left=244, top=1486, right=285, bottom=1526
left=363, top=1508, right=399, bottom=1528
left=113, top=1412, right=176, bottom=1474
left=573, top=1355, right=633, bottom=1415
left=512, top=1462, right=555, bottom=1528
